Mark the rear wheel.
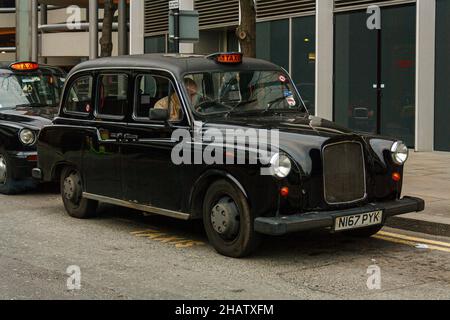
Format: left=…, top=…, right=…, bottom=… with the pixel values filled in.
left=0, top=148, right=36, bottom=195
left=203, top=180, right=261, bottom=258
left=343, top=225, right=383, bottom=238
left=60, top=166, right=98, bottom=219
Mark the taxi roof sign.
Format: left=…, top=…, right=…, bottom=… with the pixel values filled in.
left=10, top=62, right=39, bottom=71
left=207, top=52, right=243, bottom=65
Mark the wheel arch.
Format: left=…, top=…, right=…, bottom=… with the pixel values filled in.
left=188, top=169, right=249, bottom=220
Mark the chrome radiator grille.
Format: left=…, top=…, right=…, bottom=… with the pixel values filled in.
left=322, top=142, right=366, bottom=204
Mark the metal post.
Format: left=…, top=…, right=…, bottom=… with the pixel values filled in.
left=89, top=0, right=98, bottom=60
left=40, top=3, right=47, bottom=24
left=118, top=0, right=128, bottom=56
left=174, top=8, right=180, bottom=53
left=40, top=4, right=47, bottom=64
left=31, top=0, right=38, bottom=62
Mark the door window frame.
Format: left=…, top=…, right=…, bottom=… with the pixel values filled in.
left=95, top=72, right=130, bottom=121
left=132, top=71, right=186, bottom=125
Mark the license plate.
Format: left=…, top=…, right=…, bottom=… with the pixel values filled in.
left=334, top=211, right=383, bottom=232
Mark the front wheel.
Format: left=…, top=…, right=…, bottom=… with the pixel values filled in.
left=342, top=225, right=383, bottom=238
left=60, top=166, right=98, bottom=219
left=203, top=180, right=261, bottom=258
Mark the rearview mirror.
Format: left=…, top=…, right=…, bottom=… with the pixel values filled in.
left=149, top=108, right=169, bottom=121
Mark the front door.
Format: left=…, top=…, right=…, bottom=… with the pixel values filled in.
left=121, top=72, right=189, bottom=212
left=334, top=5, right=416, bottom=147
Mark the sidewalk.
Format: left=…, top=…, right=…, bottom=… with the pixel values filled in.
left=386, top=151, right=450, bottom=236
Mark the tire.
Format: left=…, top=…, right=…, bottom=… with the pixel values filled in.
left=60, top=166, right=98, bottom=219
left=0, top=148, right=37, bottom=195
left=203, top=180, right=261, bottom=258
left=343, top=225, right=383, bottom=238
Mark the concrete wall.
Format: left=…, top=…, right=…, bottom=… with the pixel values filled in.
left=0, top=12, right=15, bottom=28
left=41, top=31, right=119, bottom=57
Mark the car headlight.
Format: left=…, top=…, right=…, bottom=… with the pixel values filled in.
left=391, top=141, right=409, bottom=165
left=270, top=153, right=292, bottom=178
left=19, top=129, right=36, bottom=146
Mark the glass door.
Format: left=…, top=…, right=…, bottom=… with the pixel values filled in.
left=334, top=11, right=379, bottom=134
left=380, top=5, right=416, bottom=147
left=334, top=5, right=416, bottom=147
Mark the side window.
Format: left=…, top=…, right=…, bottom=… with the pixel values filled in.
left=134, top=74, right=183, bottom=122
left=97, top=74, right=128, bottom=119
left=64, top=75, right=93, bottom=114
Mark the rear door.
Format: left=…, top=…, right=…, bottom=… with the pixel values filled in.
left=83, top=72, right=131, bottom=200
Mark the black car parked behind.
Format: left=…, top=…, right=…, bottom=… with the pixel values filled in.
left=0, top=62, right=65, bottom=194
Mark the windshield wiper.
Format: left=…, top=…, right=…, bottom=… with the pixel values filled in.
left=224, top=99, right=257, bottom=118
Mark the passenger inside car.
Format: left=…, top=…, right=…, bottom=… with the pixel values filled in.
left=154, top=78, right=198, bottom=121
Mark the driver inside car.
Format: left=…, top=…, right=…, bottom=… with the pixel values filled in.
left=154, top=78, right=198, bottom=121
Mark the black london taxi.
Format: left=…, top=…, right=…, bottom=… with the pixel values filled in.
left=0, top=61, right=65, bottom=194
left=34, top=53, right=424, bottom=257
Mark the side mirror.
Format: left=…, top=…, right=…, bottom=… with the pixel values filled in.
left=149, top=108, right=169, bottom=121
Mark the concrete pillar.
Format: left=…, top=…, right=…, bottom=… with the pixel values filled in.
left=315, top=0, right=334, bottom=120
left=118, top=0, right=128, bottom=55
left=39, top=4, right=48, bottom=64
left=415, top=0, right=436, bottom=152
left=15, top=0, right=32, bottom=61
left=179, top=0, right=194, bottom=54
left=129, top=0, right=144, bottom=55
left=89, top=0, right=98, bottom=60
left=31, top=0, right=38, bottom=61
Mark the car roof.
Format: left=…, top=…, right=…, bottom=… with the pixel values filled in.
left=69, top=53, right=284, bottom=79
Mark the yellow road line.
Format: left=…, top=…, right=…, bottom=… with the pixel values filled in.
left=373, top=234, right=450, bottom=253
left=378, top=231, right=450, bottom=248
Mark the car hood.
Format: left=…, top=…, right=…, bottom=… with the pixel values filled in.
left=200, top=114, right=371, bottom=174
left=0, top=106, right=57, bottom=129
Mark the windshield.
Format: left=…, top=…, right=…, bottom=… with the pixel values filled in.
left=183, top=70, right=307, bottom=118
left=0, top=71, right=65, bottom=109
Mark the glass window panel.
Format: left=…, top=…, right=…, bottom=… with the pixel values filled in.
left=97, top=74, right=128, bottom=118
left=292, top=15, right=316, bottom=115
left=256, top=19, right=289, bottom=72
left=64, top=76, right=93, bottom=114
left=334, top=11, right=378, bottom=134
left=435, top=0, right=450, bottom=151
left=144, top=36, right=166, bottom=53
left=380, top=5, right=416, bottom=148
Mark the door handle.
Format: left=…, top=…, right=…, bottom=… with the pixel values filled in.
left=110, top=132, right=124, bottom=141
left=123, top=133, right=139, bottom=142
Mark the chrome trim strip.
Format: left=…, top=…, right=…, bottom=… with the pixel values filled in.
left=83, top=192, right=191, bottom=221
left=322, top=141, right=367, bottom=206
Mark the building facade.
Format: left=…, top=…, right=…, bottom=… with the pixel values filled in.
left=135, top=0, right=449, bottom=153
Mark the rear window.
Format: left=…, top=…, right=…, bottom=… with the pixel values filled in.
left=0, top=70, right=65, bottom=109
left=97, top=74, right=128, bottom=119
left=64, top=75, right=93, bottom=115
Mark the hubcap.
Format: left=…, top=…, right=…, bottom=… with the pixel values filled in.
left=0, top=156, right=7, bottom=185
left=210, top=197, right=240, bottom=240
left=63, top=172, right=82, bottom=203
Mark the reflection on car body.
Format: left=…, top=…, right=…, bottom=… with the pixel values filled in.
left=35, top=53, right=424, bottom=258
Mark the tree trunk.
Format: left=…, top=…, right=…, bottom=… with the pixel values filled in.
left=100, top=0, right=117, bottom=57
left=236, top=0, right=256, bottom=58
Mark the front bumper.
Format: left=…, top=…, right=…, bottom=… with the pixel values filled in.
left=8, top=151, right=38, bottom=180
left=254, top=196, right=425, bottom=236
